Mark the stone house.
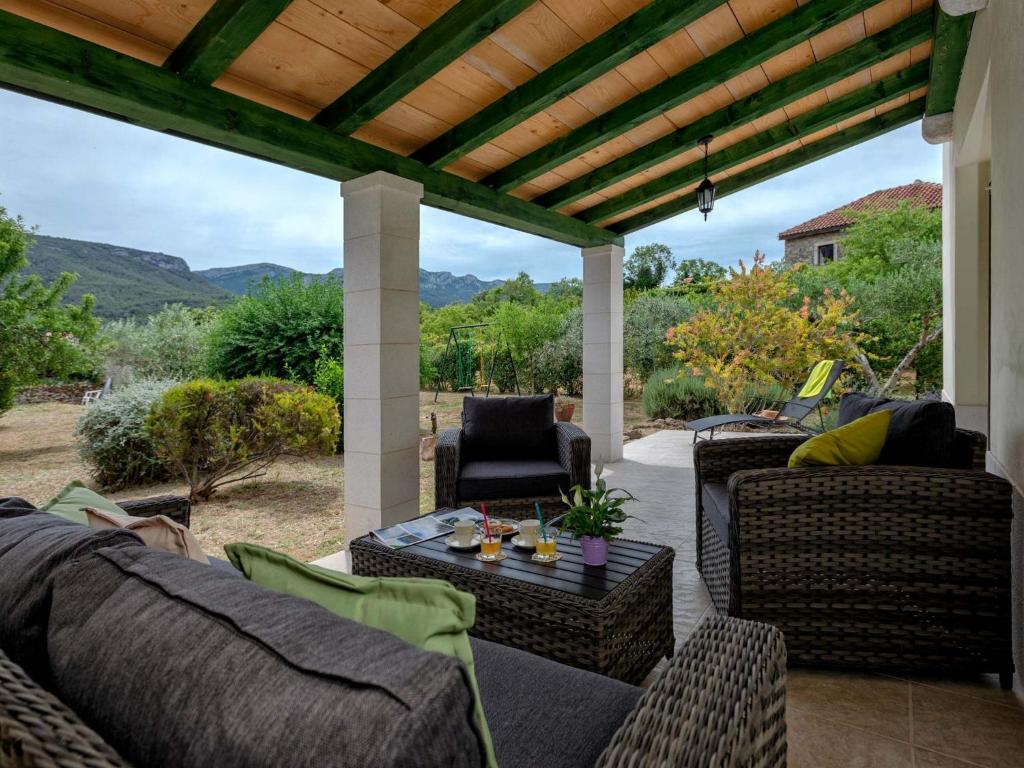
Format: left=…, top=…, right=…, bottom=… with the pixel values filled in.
left=778, top=180, right=942, bottom=266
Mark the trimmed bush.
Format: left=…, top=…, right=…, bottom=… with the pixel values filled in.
left=147, top=377, right=339, bottom=502
left=75, top=380, right=176, bottom=489
left=642, top=369, right=722, bottom=421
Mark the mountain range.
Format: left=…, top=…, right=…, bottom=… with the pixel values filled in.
left=22, top=235, right=532, bottom=318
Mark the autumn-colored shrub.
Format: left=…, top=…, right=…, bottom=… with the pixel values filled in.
left=147, top=377, right=339, bottom=502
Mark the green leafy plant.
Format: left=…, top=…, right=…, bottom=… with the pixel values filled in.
left=625, top=243, right=675, bottom=290
left=313, top=350, right=344, bottom=451
left=75, top=379, right=176, bottom=489
left=642, top=368, right=722, bottom=420
left=147, top=377, right=339, bottom=502
left=559, top=466, right=637, bottom=542
left=103, top=303, right=217, bottom=380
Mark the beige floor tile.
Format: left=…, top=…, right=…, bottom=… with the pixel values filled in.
left=912, top=683, right=1024, bottom=767
left=910, top=674, right=1023, bottom=709
left=787, top=709, right=912, bottom=768
left=914, top=748, right=988, bottom=767
left=787, top=668, right=911, bottom=742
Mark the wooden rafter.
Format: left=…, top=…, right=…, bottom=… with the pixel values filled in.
left=163, top=0, right=293, bottom=85
left=0, top=12, right=618, bottom=248
left=925, top=7, right=974, bottom=116
left=536, top=11, right=933, bottom=211
left=482, top=0, right=880, bottom=194
left=608, top=99, right=926, bottom=235
left=411, top=0, right=729, bottom=169
left=582, top=63, right=929, bottom=226
left=313, top=0, right=535, bottom=134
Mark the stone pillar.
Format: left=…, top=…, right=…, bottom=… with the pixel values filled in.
left=942, top=144, right=990, bottom=434
left=582, top=243, right=624, bottom=465
left=341, top=172, right=423, bottom=542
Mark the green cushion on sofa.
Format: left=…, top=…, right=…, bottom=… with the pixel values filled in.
left=224, top=542, right=497, bottom=768
left=788, top=410, right=891, bottom=468
left=41, top=481, right=125, bottom=525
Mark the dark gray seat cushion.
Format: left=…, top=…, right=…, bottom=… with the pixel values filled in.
left=0, top=513, right=142, bottom=684
left=0, top=496, right=38, bottom=519
left=469, top=637, right=641, bottom=768
left=462, top=395, right=556, bottom=461
left=838, top=392, right=958, bottom=467
left=458, top=459, right=570, bottom=500
left=701, top=482, right=731, bottom=544
left=47, top=546, right=486, bottom=768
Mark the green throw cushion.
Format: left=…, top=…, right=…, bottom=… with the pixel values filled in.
left=224, top=542, right=497, bottom=768
left=788, top=410, right=891, bottom=468
left=41, top=481, right=125, bottom=525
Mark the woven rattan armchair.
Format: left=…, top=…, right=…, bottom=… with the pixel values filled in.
left=1, top=616, right=786, bottom=768
left=435, top=420, right=591, bottom=519
left=694, top=430, right=1015, bottom=687
left=115, top=494, right=191, bottom=528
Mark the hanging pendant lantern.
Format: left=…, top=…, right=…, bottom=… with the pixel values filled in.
left=696, top=135, right=716, bottom=220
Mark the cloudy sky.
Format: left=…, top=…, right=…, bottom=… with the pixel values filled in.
left=0, top=88, right=941, bottom=282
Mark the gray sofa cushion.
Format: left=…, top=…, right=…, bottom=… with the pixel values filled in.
left=462, top=395, right=556, bottom=461
left=701, top=482, right=730, bottom=544
left=837, top=392, right=959, bottom=468
left=0, top=496, right=38, bottom=519
left=0, top=513, right=142, bottom=684
left=47, top=546, right=486, bottom=768
left=469, top=637, right=641, bottom=768
left=458, top=459, right=570, bottom=500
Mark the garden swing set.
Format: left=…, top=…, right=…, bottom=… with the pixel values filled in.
left=433, top=323, right=520, bottom=402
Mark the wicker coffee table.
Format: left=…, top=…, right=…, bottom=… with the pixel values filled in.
left=350, top=511, right=675, bottom=685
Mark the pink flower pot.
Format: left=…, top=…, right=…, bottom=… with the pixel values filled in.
left=580, top=535, right=609, bottom=566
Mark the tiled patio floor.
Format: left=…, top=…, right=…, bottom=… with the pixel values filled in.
left=609, top=430, right=1024, bottom=768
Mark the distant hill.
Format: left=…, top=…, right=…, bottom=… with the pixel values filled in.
left=197, top=264, right=509, bottom=307
left=23, top=235, right=233, bottom=318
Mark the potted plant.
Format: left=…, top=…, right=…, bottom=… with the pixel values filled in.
left=553, top=387, right=575, bottom=422
left=559, top=465, right=636, bottom=566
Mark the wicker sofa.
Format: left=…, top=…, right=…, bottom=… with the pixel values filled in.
left=694, top=428, right=1015, bottom=687
left=1, top=494, right=788, bottom=768
left=435, top=395, right=591, bottom=519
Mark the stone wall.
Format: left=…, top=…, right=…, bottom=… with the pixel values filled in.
left=782, top=233, right=844, bottom=267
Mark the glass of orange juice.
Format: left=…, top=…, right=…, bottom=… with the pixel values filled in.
left=478, top=534, right=503, bottom=561
left=532, top=532, right=559, bottom=563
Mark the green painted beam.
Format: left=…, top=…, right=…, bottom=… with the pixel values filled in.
left=579, top=62, right=928, bottom=225
left=412, top=0, right=728, bottom=169
left=314, top=0, right=535, bottom=134
left=0, top=12, right=618, bottom=248
left=536, top=11, right=932, bottom=211
left=483, top=0, right=880, bottom=193
left=163, top=0, right=292, bottom=84
left=925, top=7, right=974, bottom=116
left=608, top=99, right=925, bottom=235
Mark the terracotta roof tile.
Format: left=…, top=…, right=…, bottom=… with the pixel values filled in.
left=777, top=180, right=942, bottom=240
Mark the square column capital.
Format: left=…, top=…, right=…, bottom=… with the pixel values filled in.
left=341, top=171, right=424, bottom=200
left=580, top=243, right=625, bottom=260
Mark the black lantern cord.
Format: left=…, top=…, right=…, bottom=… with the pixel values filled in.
left=696, top=134, right=716, bottom=221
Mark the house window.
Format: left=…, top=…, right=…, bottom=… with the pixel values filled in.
left=816, top=243, right=835, bottom=265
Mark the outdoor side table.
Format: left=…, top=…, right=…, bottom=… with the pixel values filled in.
left=350, top=510, right=675, bottom=685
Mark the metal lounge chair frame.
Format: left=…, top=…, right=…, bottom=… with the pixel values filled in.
left=686, top=361, right=846, bottom=443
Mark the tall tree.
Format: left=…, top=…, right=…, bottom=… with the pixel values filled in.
left=673, top=257, right=727, bottom=286
left=625, top=243, right=675, bottom=290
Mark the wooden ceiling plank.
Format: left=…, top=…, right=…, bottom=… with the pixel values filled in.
left=533, top=10, right=931, bottom=210
left=313, top=0, right=535, bottom=134
left=925, top=6, right=973, bottom=116
left=0, top=10, right=617, bottom=248
left=608, top=97, right=925, bottom=234
left=578, top=62, right=928, bottom=224
left=412, top=0, right=728, bottom=169
left=484, top=0, right=881, bottom=194
left=164, top=0, right=292, bottom=85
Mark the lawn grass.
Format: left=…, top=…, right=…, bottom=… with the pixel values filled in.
left=0, top=393, right=649, bottom=562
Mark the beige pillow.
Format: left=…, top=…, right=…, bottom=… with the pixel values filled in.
left=85, top=508, right=209, bottom=564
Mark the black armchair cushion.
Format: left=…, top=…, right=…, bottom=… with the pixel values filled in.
left=701, top=482, right=731, bottom=544
left=838, top=392, right=958, bottom=468
left=458, top=460, right=569, bottom=501
left=462, top=395, right=556, bottom=461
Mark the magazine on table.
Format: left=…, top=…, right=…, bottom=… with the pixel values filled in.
left=371, top=507, right=483, bottom=549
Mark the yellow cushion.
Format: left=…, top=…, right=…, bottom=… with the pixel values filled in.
left=788, top=410, right=891, bottom=468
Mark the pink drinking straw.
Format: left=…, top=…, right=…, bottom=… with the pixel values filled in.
left=480, top=503, right=492, bottom=540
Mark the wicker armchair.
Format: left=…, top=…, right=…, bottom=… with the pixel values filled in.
left=694, top=430, right=1015, bottom=687
left=1, top=616, right=786, bottom=768
left=115, top=494, right=191, bottom=528
left=435, top=420, right=591, bottom=520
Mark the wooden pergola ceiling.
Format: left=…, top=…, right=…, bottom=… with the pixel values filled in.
left=0, top=0, right=973, bottom=247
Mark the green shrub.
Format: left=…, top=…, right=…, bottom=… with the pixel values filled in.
left=0, top=378, right=16, bottom=416
left=104, top=304, right=216, bottom=380
left=313, top=352, right=344, bottom=451
left=205, top=275, right=343, bottom=384
left=147, top=377, right=339, bottom=502
left=624, top=295, right=697, bottom=384
left=75, top=380, right=176, bottom=489
left=642, top=369, right=723, bottom=420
